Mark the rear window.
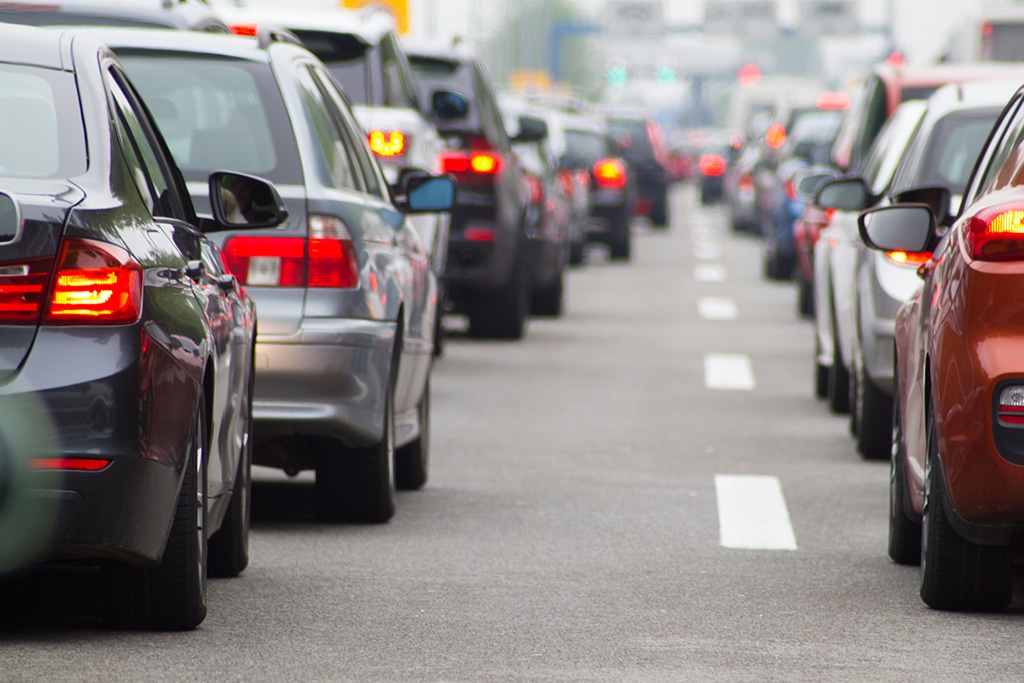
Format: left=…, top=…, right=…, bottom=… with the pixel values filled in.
left=291, top=30, right=371, bottom=105
left=608, top=118, right=654, bottom=161
left=986, top=23, right=1024, bottom=62
left=0, top=65, right=85, bottom=179
left=117, top=53, right=303, bottom=185
left=563, top=130, right=610, bottom=166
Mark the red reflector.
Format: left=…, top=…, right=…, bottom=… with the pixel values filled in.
left=30, top=457, right=111, bottom=471
left=635, top=198, right=652, bottom=216
left=765, top=123, right=786, bottom=150
left=463, top=227, right=496, bottom=242
left=229, top=23, right=258, bottom=37
left=699, top=154, right=726, bottom=177
left=885, top=250, right=933, bottom=266
left=966, top=206, right=1024, bottom=261
left=594, top=158, right=626, bottom=189
left=45, top=239, right=142, bottom=325
left=999, top=404, right=1024, bottom=425
left=369, top=130, right=406, bottom=157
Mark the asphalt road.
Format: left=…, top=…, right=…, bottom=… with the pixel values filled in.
left=4, top=185, right=1024, bottom=682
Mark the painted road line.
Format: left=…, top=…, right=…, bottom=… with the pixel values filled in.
left=698, top=297, right=738, bottom=321
left=704, top=353, right=755, bottom=390
left=715, top=475, right=798, bottom=550
left=695, top=264, right=726, bottom=282
left=694, top=242, right=722, bottom=261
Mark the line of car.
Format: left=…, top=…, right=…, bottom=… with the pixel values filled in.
left=0, top=1, right=675, bottom=630
left=720, top=59, right=1024, bottom=611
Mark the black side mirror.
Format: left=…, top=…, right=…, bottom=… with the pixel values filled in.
left=793, top=170, right=837, bottom=203
left=891, top=184, right=954, bottom=227
left=815, top=176, right=873, bottom=212
left=858, top=203, right=936, bottom=254
left=513, top=115, right=548, bottom=144
left=208, top=171, right=288, bottom=230
left=394, top=173, right=456, bottom=214
left=431, top=89, right=470, bottom=122
left=0, top=192, right=21, bottom=245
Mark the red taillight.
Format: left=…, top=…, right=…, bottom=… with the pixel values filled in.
left=816, top=92, right=851, bottom=111
left=699, top=154, right=726, bottom=177
left=0, top=257, right=52, bottom=324
left=999, top=386, right=1024, bottom=425
left=825, top=208, right=836, bottom=221
left=438, top=151, right=502, bottom=176
left=966, top=206, right=1024, bottom=261
left=785, top=178, right=797, bottom=200
left=765, top=123, right=786, bottom=150
left=229, top=23, right=258, bottom=37
left=463, top=226, right=496, bottom=242
left=885, top=250, right=933, bottom=266
left=594, top=158, right=626, bottom=190
left=223, top=217, right=359, bottom=289
left=525, top=175, right=544, bottom=205
left=739, top=174, right=754, bottom=192
left=556, top=169, right=575, bottom=198
left=369, top=130, right=406, bottom=158
left=45, top=239, right=142, bottom=325
left=30, top=457, right=111, bottom=471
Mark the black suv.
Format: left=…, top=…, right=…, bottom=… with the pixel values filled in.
left=406, top=41, right=545, bottom=339
left=607, top=113, right=671, bottom=228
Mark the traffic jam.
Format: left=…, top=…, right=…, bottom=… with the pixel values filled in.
left=3, top=0, right=1024, bottom=680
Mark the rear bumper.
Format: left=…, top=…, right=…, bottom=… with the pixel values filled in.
left=252, top=317, right=396, bottom=451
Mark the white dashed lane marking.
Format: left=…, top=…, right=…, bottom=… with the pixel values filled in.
left=704, top=353, right=755, bottom=390
left=694, top=264, right=726, bottom=282
left=698, top=297, right=738, bottom=321
left=715, top=475, right=798, bottom=550
left=694, top=242, right=723, bottom=261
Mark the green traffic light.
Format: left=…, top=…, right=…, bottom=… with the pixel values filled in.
left=655, top=66, right=676, bottom=85
left=607, top=66, right=628, bottom=87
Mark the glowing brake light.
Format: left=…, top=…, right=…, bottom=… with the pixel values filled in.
left=45, top=239, right=142, bottom=325
left=885, top=250, right=932, bottom=266
left=437, top=151, right=502, bottom=175
left=699, top=154, right=726, bottom=177
left=222, top=216, right=359, bottom=289
left=765, top=123, right=786, bottom=150
left=369, top=130, right=406, bottom=158
left=998, top=386, right=1024, bottom=425
left=966, top=206, right=1024, bottom=261
left=816, top=92, right=851, bottom=111
left=593, top=158, right=626, bottom=189
left=229, top=23, right=258, bottom=37
left=31, top=457, right=111, bottom=471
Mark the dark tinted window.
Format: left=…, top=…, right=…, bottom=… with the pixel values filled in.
left=0, top=64, right=86, bottom=179
left=608, top=118, right=654, bottom=161
left=291, top=30, right=372, bottom=105
left=378, top=33, right=416, bottom=109
left=563, top=130, right=611, bottom=166
left=409, top=56, right=479, bottom=131
left=117, top=53, right=303, bottom=185
left=916, top=110, right=1000, bottom=190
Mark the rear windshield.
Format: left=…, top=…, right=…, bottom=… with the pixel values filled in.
left=117, top=53, right=303, bottom=185
left=0, top=65, right=86, bottom=179
left=607, top=118, right=654, bottom=161
left=563, top=130, right=610, bottom=166
left=291, top=30, right=371, bottom=105
left=987, top=23, right=1024, bottom=62
left=916, top=110, right=1000, bottom=190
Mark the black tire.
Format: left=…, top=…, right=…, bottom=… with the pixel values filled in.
left=568, top=238, right=586, bottom=266
left=432, top=282, right=446, bottom=358
left=531, top=268, right=564, bottom=317
left=395, top=379, right=430, bottom=491
left=467, top=243, right=529, bottom=339
left=920, top=415, right=1012, bottom=611
left=888, top=375, right=921, bottom=565
left=104, top=396, right=208, bottom=630
left=649, top=201, right=668, bottom=228
left=827, top=318, right=851, bottom=414
left=208, top=368, right=253, bottom=578
left=315, top=381, right=396, bottom=523
left=814, top=336, right=828, bottom=399
left=856, top=364, right=894, bottom=461
left=608, top=212, right=632, bottom=261
left=797, top=278, right=814, bottom=318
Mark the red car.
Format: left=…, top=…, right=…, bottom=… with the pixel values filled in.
left=859, top=84, right=1024, bottom=609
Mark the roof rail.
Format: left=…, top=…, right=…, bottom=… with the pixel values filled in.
left=257, top=24, right=304, bottom=50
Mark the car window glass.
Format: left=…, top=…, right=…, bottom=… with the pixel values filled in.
left=310, top=65, right=387, bottom=199
left=918, top=110, right=1001, bottom=190
left=472, top=63, right=508, bottom=151
left=975, top=97, right=1024, bottom=197
left=857, top=76, right=888, bottom=167
left=117, top=53, right=301, bottom=185
left=859, top=102, right=925, bottom=195
left=291, top=30, right=372, bottom=105
left=0, top=64, right=85, bottom=179
left=107, top=68, right=186, bottom=220
left=379, top=33, right=416, bottom=109
left=563, top=129, right=610, bottom=166
left=294, top=65, right=363, bottom=192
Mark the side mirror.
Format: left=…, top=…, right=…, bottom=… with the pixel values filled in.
left=891, top=184, right=954, bottom=227
left=794, top=170, right=837, bottom=203
left=858, top=204, right=935, bottom=254
left=431, top=89, right=470, bottom=122
left=395, top=173, right=456, bottom=214
left=513, top=115, right=548, bottom=144
left=208, top=171, right=288, bottom=230
left=0, top=192, right=21, bottom=245
left=815, top=176, right=872, bottom=211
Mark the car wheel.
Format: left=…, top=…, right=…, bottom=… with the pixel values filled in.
left=467, top=242, right=529, bottom=339
left=531, top=267, right=564, bottom=317
left=813, top=336, right=828, bottom=399
left=888, top=374, right=921, bottom=566
left=208, top=367, right=253, bottom=578
left=608, top=211, right=632, bottom=261
left=395, top=378, right=430, bottom=491
left=104, top=395, right=208, bottom=630
left=568, top=237, right=586, bottom=266
left=827, top=316, right=850, bottom=414
left=315, top=379, right=396, bottom=523
left=797, top=277, right=814, bottom=318
left=649, top=201, right=668, bottom=228
left=920, top=414, right=1011, bottom=611
left=856, top=362, right=894, bottom=461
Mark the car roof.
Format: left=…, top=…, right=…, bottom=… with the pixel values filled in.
left=0, top=21, right=72, bottom=70
left=875, top=61, right=1024, bottom=89
left=0, top=0, right=229, bottom=31
left=64, top=25, right=299, bottom=63
left=218, top=4, right=395, bottom=44
left=926, top=79, right=1022, bottom=113
left=403, top=38, right=476, bottom=64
